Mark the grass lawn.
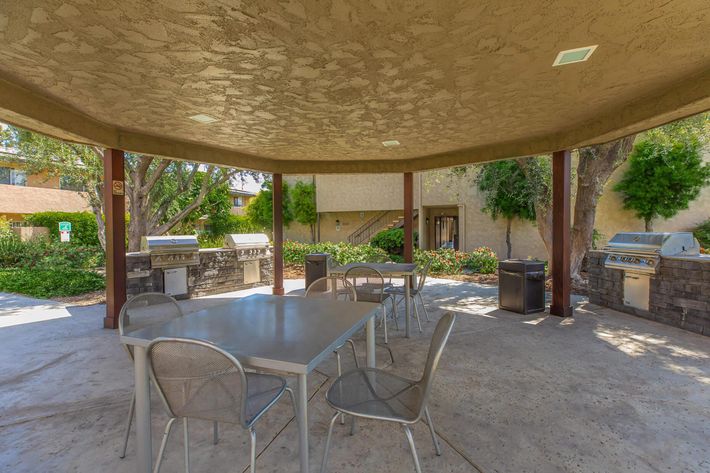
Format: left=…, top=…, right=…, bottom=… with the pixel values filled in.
left=0, top=268, right=105, bottom=299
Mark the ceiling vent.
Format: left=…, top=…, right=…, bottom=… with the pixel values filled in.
left=189, top=113, right=219, bottom=124
left=553, top=45, right=598, bottom=66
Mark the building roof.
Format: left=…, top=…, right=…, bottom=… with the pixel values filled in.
left=0, top=1, right=708, bottom=173
left=230, top=188, right=256, bottom=197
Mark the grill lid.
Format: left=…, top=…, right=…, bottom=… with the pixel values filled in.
left=224, top=233, right=270, bottom=249
left=604, top=232, right=699, bottom=256
left=141, top=235, right=199, bottom=253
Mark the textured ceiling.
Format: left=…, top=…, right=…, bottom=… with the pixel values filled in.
left=0, top=0, right=708, bottom=173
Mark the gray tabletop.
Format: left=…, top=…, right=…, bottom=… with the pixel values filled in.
left=120, top=294, right=380, bottom=374
left=329, top=262, right=417, bottom=276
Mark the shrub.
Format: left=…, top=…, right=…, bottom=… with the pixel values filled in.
left=463, top=247, right=498, bottom=274
left=370, top=228, right=419, bottom=256
left=24, top=211, right=100, bottom=246
left=207, top=213, right=261, bottom=239
left=0, top=268, right=105, bottom=298
left=0, top=216, right=12, bottom=239
left=694, top=219, right=710, bottom=250
left=0, top=235, right=103, bottom=269
left=414, top=247, right=498, bottom=274
left=283, top=240, right=390, bottom=266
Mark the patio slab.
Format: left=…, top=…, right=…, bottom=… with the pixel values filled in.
left=0, top=278, right=708, bottom=473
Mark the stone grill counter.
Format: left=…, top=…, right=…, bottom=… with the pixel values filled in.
left=588, top=250, right=710, bottom=336
left=126, top=248, right=273, bottom=299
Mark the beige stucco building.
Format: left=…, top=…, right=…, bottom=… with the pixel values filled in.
left=0, top=157, right=90, bottom=221
left=285, top=149, right=710, bottom=260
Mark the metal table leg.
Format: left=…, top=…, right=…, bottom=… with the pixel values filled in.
left=133, top=346, right=152, bottom=473
left=297, top=374, right=309, bottom=473
left=405, top=275, right=412, bottom=338
left=366, top=315, right=376, bottom=368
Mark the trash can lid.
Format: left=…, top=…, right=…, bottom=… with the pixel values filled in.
left=498, top=259, right=545, bottom=272
left=305, top=253, right=330, bottom=260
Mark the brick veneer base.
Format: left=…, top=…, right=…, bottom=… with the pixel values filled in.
left=588, top=250, right=710, bottom=336
left=126, top=248, right=273, bottom=300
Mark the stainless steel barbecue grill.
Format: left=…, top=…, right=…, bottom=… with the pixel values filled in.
left=603, top=232, right=700, bottom=275
left=141, top=235, right=200, bottom=269
left=224, top=233, right=271, bottom=285
left=602, top=232, right=700, bottom=311
left=140, top=235, right=201, bottom=297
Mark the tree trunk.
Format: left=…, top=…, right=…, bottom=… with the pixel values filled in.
left=515, top=158, right=553, bottom=270
left=645, top=219, right=653, bottom=232
left=505, top=218, right=512, bottom=259
left=310, top=223, right=315, bottom=243
left=570, top=135, right=636, bottom=283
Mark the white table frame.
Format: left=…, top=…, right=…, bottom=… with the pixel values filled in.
left=329, top=262, right=418, bottom=338
left=120, top=294, right=379, bottom=473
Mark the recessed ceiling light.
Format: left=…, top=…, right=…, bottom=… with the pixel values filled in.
left=552, top=45, right=598, bottom=66
left=189, top=113, right=219, bottom=124
left=382, top=140, right=400, bottom=147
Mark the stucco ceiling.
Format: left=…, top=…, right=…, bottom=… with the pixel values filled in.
left=0, top=0, right=708, bottom=173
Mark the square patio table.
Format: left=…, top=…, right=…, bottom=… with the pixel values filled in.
left=120, top=293, right=380, bottom=473
left=328, top=262, right=418, bottom=338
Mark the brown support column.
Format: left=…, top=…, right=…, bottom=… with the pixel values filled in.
left=404, top=172, right=414, bottom=264
left=550, top=150, right=573, bottom=317
left=272, top=173, right=284, bottom=295
left=103, top=149, right=127, bottom=329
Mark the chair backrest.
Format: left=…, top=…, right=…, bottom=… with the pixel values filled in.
left=416, top=312, right=456, bottom=411
left=416, top=258, right=433, bottom=291
left=119, top=292, right=183, bottom=358
left=344, top=265, right=386, bottom=303
left=147, top=337, right=249, bottom=428
left=305, top=276, right=357, bottom=302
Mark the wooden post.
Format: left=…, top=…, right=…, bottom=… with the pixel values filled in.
left=404, top=172, right=414, bottom=264
left=550, top=150, right=573, bottom=317
left=103, top=149, right=127, bottom=329
left=272, top=173, right=284, bottom=295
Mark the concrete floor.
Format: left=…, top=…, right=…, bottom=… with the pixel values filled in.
left=1, top=279, right=708, bottom=473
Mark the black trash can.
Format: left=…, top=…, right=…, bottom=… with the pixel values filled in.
left=498, top=259, right=545, bottom=314
left=305, top=253, right=330, bottom=291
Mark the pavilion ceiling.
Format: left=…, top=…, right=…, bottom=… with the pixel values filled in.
left=0, top=0, right=708, bottom=173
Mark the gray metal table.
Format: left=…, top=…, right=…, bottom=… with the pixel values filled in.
left=120, top=294, right=380, bottom=473
left=329, top=262, right=418, bottom=339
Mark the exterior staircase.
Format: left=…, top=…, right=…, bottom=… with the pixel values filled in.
left=347, top=209, right=418, bottom=245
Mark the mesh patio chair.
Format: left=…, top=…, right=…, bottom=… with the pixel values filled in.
left=305, top=276, right=360, bottom=424
left=385, top=258, right=434, bottom=332
left=344, top=265, right=398, bottom=344
left=320, top=312, right=456, bottom=473
left=147, top=337, right=296, bottom=473
left=118, top=292, right=196, bottom=459
left=304, top=277, right=360, bottom=373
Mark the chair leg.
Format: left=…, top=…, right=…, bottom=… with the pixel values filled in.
left=345, top=339, right=359, bottom=368
left=391, top=297, right=399, bottom=330
left=382, top=304, right=388, bottom=344
left=424, top=407, right=442, bottom=456
left=153, top=417, right=177, bottom=473
left=183, top=417, right=190, bottom=473
left=119, top=389, right=135, bottom=459
left=285, top=387, right=297, bottom=418
left=335, top=351, right=345, bottom=425
left=412, top=296, right=423, bottom=333
left=249, top=428, right=257, bottom=473
left=320, top=412, right=341, bottom=473
left=418, top=293, right=431, bottom=322
left=402, top=424, right=423, bottom=473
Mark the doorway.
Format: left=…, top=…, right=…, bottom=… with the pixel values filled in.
left=434, top=215, right=459, bottom=250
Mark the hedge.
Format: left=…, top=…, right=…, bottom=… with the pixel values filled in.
left=0, top=268, right=105, bottom=298
left=414, top=247, right=498, bottom=274
left=283, top=240, right=390, bottom=266
left=24, top=211, right=100, bottom=246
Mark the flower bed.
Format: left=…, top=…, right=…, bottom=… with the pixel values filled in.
left=414, top=246, right=498, bottom=274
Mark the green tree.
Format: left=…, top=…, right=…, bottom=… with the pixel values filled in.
left=291, top=181, right=317, bottom=242
left=1, top=125, right=264, bottom=251
left=476, top=161, right=536, bottom=258
left=245, top=179, right=293, bottom=231
left=614, top=119, right=709, bottom=231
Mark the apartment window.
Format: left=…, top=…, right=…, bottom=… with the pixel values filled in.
left=60, top=175, right=86, bottom=191
left=0, top=167, right=27, bottom=186
left=233, top=196, right=245, bottom=207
